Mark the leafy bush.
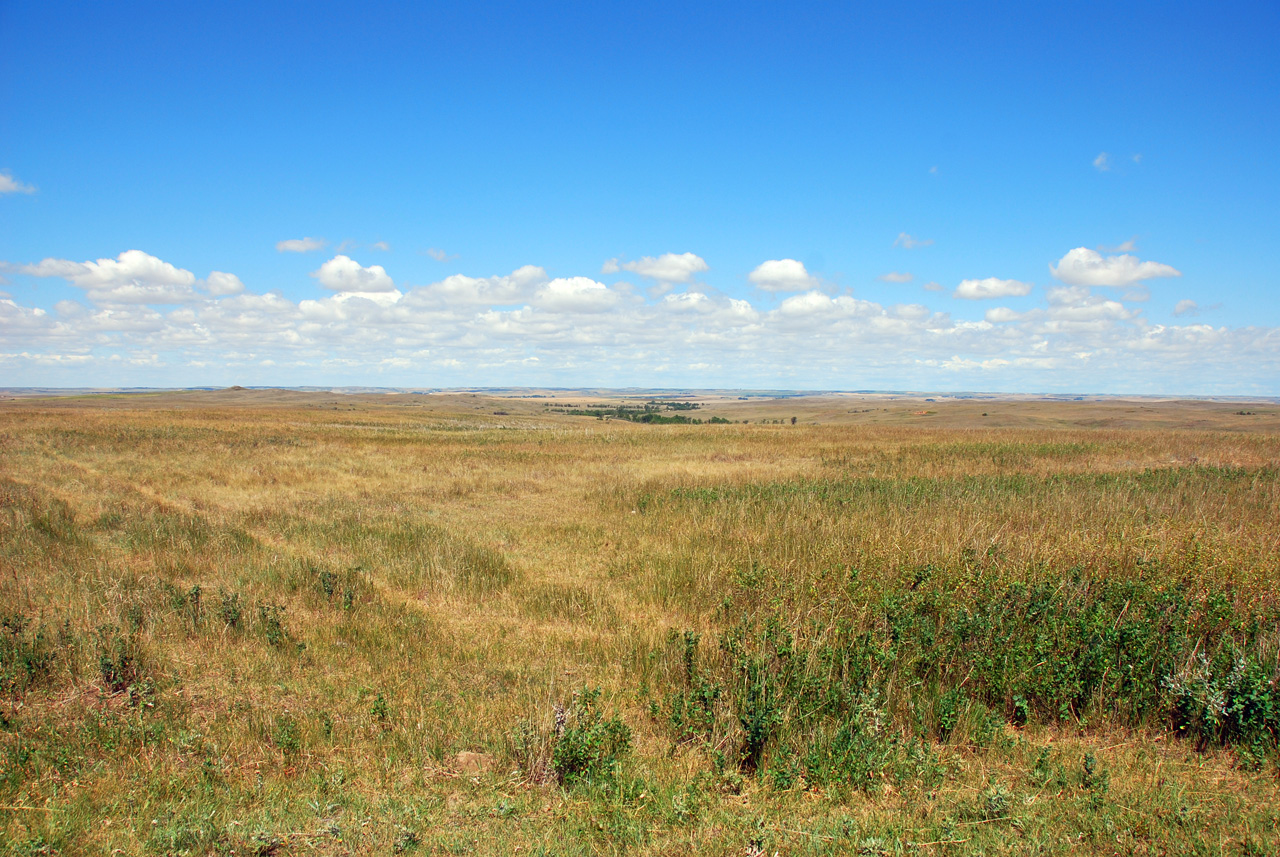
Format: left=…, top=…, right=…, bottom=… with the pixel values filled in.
left=0, top=614, right=57, bottom=696
left=273, top=715, right=301, bottom=755
left=255, top=602, right=300, bottom=650
left=95, top=625, right=151, bottom=703
left=1167, top=651, right=1279, bottom=749
left=550, top=688, right=632, bottom=786
left=217, top=589, right=242, bottom=629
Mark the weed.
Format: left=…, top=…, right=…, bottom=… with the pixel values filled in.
left=529, top=688, right=633, bottom=787
left=96, top=624, right=146, bottom=698
left=371, top=693, right=389, bottom=722
left=936, top=687, right=965, bottom=741
left=185, top=584, right=202, bottom=629
left=1081, top=752, right=1107, bottom=793
left=273, top=714, right=301, bottom=755
left=982, top=782, right=1012, bottom=819
left=217, top=589, right=243, bottom=630
left=255, top=602, right=299, bottom=650
left=0, top=614, right=57, bottom=695
left=394, top=827, right=422, bottom=853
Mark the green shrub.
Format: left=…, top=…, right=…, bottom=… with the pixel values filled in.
left=551, top=688, right=631, bottom=786
left=255, top=602, right=299, bottom=649
left=0, top=614, right=57, bottom=695
left=217, top=589, right=243, bottom=630
left=272, top=715, right=301, bottom=755
left=96, top=625, right=143, bottom=695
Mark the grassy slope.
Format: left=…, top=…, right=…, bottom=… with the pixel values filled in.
left=1, top=392, right=1278, bottom=855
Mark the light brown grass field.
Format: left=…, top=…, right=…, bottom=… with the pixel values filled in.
left=1, top=390, right=1278, bottom=855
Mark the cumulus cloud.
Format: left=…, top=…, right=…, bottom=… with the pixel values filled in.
left=425, top=248, right=455, bottom=262
left=602, top=252, right=708, bottom=284
left=371, top=241, right=391, bottom=252
left=0, top=171, right=36, bottom=195
left=894, top=232, right=933, bottom=249
left=1093, top=152, right=1110, bottom=172
left=985, top=307, right=1023, bottom=323
left=661, top=290, right=713, bottom=312
left=311, top=255, right=396, bottom=293
left=410, top=265, right=546, bottom=306
left=748, top=259, right=819, bottom=293
left=3, top=247, right=1276, bottom=394
left=276, top=237, right=327, bottom=253
left=954, top=278, right=1033, bottom=300
left=23, top=250, right=194, bottom=289
left=1050, top=247, right=1181, bottom=287
left=922, top=281, right=944, bottom=292
left=1041, top=285, right=1138, bottom=324
left=533, top=277, right=622, bottom=313
left=878, top=271, right=913, bottom=283
left=1174, top=299, right=1198, bottom=317
left=204, top=272, right=245, bottom=296
left=21, top=250, right=201, bottom=304
left=776, top=292, right=879, bottom=320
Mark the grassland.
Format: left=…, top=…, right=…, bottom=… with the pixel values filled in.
left=1, top=390, right=1278, bottom=855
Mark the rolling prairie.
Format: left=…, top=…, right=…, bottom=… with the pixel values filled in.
left=2, top=391, right=1278, bottom=855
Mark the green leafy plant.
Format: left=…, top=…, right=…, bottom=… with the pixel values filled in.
left=551, top=688, right=632, bottom=786
left=217, top=589, right=242, bottom=630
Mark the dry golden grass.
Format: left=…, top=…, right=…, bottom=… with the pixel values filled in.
left=1, top=390, right=1278, bottom=855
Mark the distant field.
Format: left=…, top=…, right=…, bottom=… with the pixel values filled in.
left=2, top=391, right=1278, bottom=855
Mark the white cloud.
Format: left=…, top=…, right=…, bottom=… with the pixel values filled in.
left=426, top=248, right=455, bottom=262
left=1050, top=247, right=1181, bottom=287
left=775, top=292, right=882, bottom=322
left=23, top=249, right=194, bottom=289
left=325, top=290, right=403, bottom=307
left=922, top=281, right=944, bottom=292
left=602, top=252, right=708, bottom=284
left=0, top=171, right=36, bottom=195
left=892, top=304, right=930, bottom=321
left=1173, top=299, right=1198, bottom=317
left=311, top=255, right=396, bottom=293
left=878, top=271, right=913, bottom=283
left=204, top=271, right=245, bottom=296
left=3, top=248, right=1277, bottom=395
left=371, top=241, right=391, bottom=252
left=1042, top=286, right=1135, bottom=323
left=21, top=249, right=201, bottom=305
left=276, top=237, right=327, bottom=253
left=985, top=307, right=1023, bottom=323
left=409, top=264, right=546, bottom=306
left=894, top=232, right=933, bottom=249
left=777, top=291, right=837, bottom=317
left=533, top=277, right=621, bottom=313
left=748, top=259, right=819, bottom=292
left=1093, top=152, right=1110, bottom=172
left=661, top=291, right=713, bottom=312
left=54, top=300, right=88, bottom=318
left=954, top=278, right=1033, bottom=300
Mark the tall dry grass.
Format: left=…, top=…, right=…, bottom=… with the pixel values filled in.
left=1, top=394, right=1278, bottom=854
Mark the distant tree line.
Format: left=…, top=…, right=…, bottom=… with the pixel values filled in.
left=546, top=401, right=734, bottom=425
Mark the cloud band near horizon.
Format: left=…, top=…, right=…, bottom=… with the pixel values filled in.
left=0, top=247, right=1269, bottom=394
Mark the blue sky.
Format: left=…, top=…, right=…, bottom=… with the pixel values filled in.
left=2, top=1, right=1278, bottom=393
